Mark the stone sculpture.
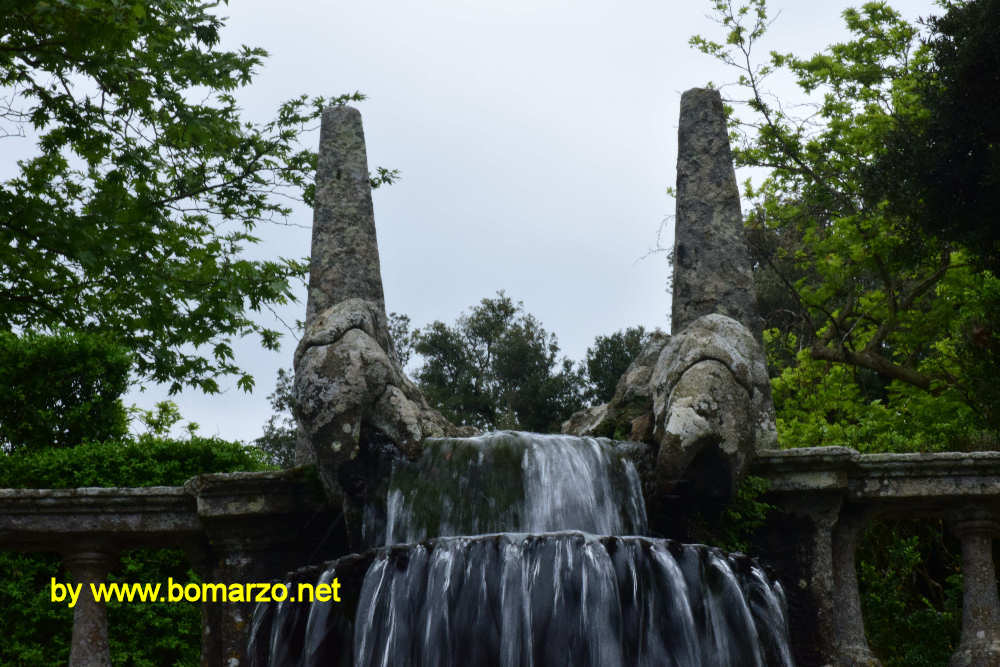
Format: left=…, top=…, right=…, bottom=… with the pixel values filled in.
left=563, top=88, right=776, bottom=507
left=292, top=107, right=471, bottom=518
left=297, top=90, right=775, bottom=528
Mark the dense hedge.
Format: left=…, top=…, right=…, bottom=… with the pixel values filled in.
left=0, top=437, right=272, bottom=666
left=0, top=332, right=131, bottom=453
left=0, top=435, right=271, bottom=488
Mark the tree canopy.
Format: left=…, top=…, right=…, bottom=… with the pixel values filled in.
left=255, top=302, right=650, bottom=463
left=1, top=0, right=362, bottom=393
left=694, top=0, right=1000, bottom=450
left=410, top=292, right=585, bottom=432
left=693, top=1, right=998, bottom=661
left=872, top=0, right=1000, bottom=271
left=583, top=326, right=650, bottom=404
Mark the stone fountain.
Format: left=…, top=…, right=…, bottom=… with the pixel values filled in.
left=1, top=89, right=999, bottom=667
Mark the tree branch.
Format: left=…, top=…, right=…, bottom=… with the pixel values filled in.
left=811, top=343, right=932, bottom=390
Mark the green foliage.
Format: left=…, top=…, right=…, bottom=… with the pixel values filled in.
left=0, top=0, right=365, bottom=393
left=130, top=399, right=203, bottom=439
left=872, top=0, right=1000, bottom=272
left=858, top=521, right=962, bottom=666
left=388, top=312, right=415, bottom=368
left=767, top=328, right=982, bottom=452
left=0, top=435, right=270, bottom=665
left=253, top=368, right=297, bottom=467
left=583, top=326, right=650, bottom=404
left=256, top=316, right=651, bottom=451
left=716, top=475, right=774, bottom=552
left=0, top=552, right=71, bottom=666
left=104, top=548, right=205, bottom=667
left=0, top=435, right=270, bottom=488
left=692, top=0, right=992, bottom=425
left=694, top=0, right=1000, bottom=438
left=693, top=3, right=998, bottom=662
left=412, top=292, right=586, bottom=432
left=2, top=548, right=205, bottom=667
left=688, top=475, right=775, bottom=553
left=0, top=331, right=130, bottom=453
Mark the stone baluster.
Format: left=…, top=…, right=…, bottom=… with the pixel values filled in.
left=204, top=541, right=260, bottom=666
left=184, top=545, right=222, bottom=667
left=832, top=507, right=881, bottom=666
left=757, top=493, right=844, bottom=666
left=950, top=510, right=1000, bottom=667
left=64, top=549, right=118, bottom=667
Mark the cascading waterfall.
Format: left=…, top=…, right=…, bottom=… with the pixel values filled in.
left=372, top=432, right=648, bottom=545
left=249, top=433, right=794, bottom=666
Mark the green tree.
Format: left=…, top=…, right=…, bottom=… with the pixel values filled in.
left=872, top=0, right=1000, bottom=271
left=412, top=292, right=586, bottom=432
left=0, top=331, right=130, bottom=452
left=583, top=326, right=650, bottom=404
left=692, top=1, right=993, bottom=662
left=257, top=313, right=652, bottom=443
left=253, top=368, right=297, bottom=467
left=693, top=0, right=999, bottom=445
left=0, top=0, right=368, bottom=394
left=388, top=312, right=415, bottom=368
left=869, top=0, right=1000, bottom=435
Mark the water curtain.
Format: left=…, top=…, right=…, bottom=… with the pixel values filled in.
left=249, top=434, right=793, bottom=666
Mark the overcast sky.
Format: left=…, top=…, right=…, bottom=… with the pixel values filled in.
left=114, top=0, right=939, bottom=441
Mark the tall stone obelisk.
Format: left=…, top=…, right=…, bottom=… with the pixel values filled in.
left=649, top=87, right=776, bottom=513
left=306, top=106, right=386, bottom=322
left=293, top=107, right=467, bottom=529
left=671, top=88, right=759, bottom=339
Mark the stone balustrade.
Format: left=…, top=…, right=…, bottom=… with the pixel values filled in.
left=0, top=450, right=997, bottom=665
left=0, top=469, right=341, bottom=666
left=753, top=448, right=1000, bottom=667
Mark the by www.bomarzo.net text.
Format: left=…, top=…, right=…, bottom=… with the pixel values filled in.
left=50, top=578, right=341, bottom=608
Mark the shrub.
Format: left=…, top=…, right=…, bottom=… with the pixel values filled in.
left=0, top=331, right=130, bottom=453
left=0, top=436, right=271, bottom=665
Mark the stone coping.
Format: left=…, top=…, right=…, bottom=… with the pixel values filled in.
left=0, top=468, right=332, bottom=553
left=753, top=447, right=1000, bottom=513
left=3, top=449, right=999, bottom=551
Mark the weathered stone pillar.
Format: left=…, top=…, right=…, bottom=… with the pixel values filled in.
left=950, top=510, right=1000, bottom=667
left=64, top=549, right=117, bottom=667
left=292, top=106, right=468, bottom=501
left=294, top=104, right=388, bottom=468
left=832, top=508, right=881, bottom=666
left=194, top=537, right=286, bottom=666
left=672, top=87, right=758, bottom=339
left=185, top=545, right=222, bottom=667
left=181, top=470, right=344, bottom=665
left=758, top=494, right=843, bottom=667
left=211, top=544, right=259, bottom=667
left=752, top=448, right=862, bottom=665
left=306, top=105, right=385, bottom=322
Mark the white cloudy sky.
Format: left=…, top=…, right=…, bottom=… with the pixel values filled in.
left=78, top=0, right=941, bottom=440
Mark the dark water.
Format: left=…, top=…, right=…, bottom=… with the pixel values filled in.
left=249, top=434, right=794, bottom=666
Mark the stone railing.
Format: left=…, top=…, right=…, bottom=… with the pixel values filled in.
left=752, top=448, right=1000, bottom=667
left=2, top=450, right=998, bottom=666
left=0, top=469, right=341, bottom=666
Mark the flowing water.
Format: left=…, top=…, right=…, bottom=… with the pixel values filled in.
left=249, top=433, right=794, bottom=666
left=372, top=432, right=647, bottom=545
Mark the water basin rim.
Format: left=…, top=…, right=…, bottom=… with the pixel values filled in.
left=280, top=531, right=774, bottom=585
